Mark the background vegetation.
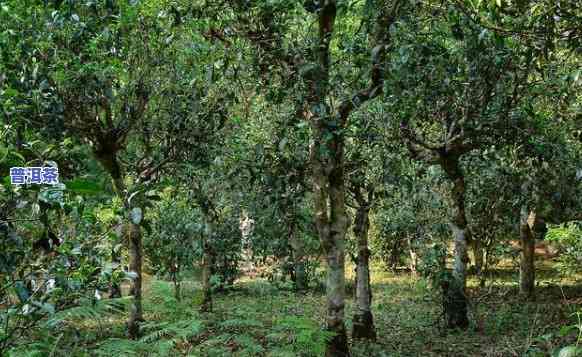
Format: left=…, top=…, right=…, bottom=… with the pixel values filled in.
left=1, top=0, right=581, bottom=356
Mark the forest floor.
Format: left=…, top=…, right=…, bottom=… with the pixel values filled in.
left=28, top=261, right=582, bottom=357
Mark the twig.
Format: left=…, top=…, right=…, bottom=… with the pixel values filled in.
left=0, top=218, right=40, bottom=224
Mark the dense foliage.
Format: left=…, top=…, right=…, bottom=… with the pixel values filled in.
left=1, top=0, right=581, bottom=356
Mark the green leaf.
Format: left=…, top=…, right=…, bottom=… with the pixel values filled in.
left=39, top=184, right=66, bottom=205
left=65, top=179, right=102, bottom=195
left=558, top=325, right=578, bottom=337
left=31, top=300, right=55, bottom=314
left=130, top=207, right=143, bottom=224
left=559, top=346, right=582, bottom=357
left=278, top=137, right=288, bottom=153
left=14, top=281, right=30, bottom=303
left=10, top=151, right=26, bottom=165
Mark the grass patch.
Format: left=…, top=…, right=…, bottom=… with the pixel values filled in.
left=8, top=266, right=582, bottom=356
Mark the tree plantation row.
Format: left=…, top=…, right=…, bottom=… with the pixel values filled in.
left=1, top=0, right=581, bottom=356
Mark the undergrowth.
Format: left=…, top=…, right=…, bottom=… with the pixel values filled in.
left=5, top=267, right=582, bottom=356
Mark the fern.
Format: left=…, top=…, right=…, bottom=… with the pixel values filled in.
left=144, top=280, right=198, bottom=321
left=269, top=316, right=335, bottom=357
left=218, top=317, right=264, bottom=330
left=234, top=333, right=265, bottom=355
left=140, top=317, right=204, bottom=343
left=94, top=338, right=148, bottom=356
left=45, top=297, right=130, bottom=328
left=95, top=337, right=178, bottom=357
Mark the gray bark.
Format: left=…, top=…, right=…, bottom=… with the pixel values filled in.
left=442, top=156, right=470, bottom=329
left=305, top=1, right=400, bottom=353
left=352, top=205, right=375, bottom=339
left=310, top=142, right=350, bottom=356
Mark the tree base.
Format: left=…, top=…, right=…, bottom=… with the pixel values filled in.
left=127, top=317, right=145, bottom=339
left=519, top=287, right=536, bottom=301
left=326, top=325, right=350, bottom=357
left=352, top=310, right=376, bottom=340
left=443, top=285, right=469, bottom=329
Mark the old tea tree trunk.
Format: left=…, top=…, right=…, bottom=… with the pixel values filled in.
left=304, top=2, right=350, bottom=355
left=441, top=155, right=470, bottom=329
left=351, top=196, right=375, bottom=339
left=310, top=133, right=350, bottom=356
left=127, top=214, right=144, bottom=339
left=194, top=191, right=217, bottom=313
left=302, top=1, right=401, bottom=353
left=94, top=149, right=126, bottom=299
left=110, top=169, right=145, bottom=339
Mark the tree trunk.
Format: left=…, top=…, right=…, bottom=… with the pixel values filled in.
left=109, top=245, right=122, bottom=298
left=325, top=240, right=349, bottom=357
left=200, top=220, right=214, bottom=312
left=172, top=262, right=181, bottom=301
left=288, top=223, right=307, bottom=291
left=304, top=0, right=399, bottom=352
left=519, top=206, right=535, bottom=298
left=127, top=222, right=143, bottom=339
left=310, top=136, right=350, bottom=357
left=389, top=239, right=402, bottom=271
left=96, top=152, right=125, bottom=300
left=471, top=237, right=484, bottom=276
left=352, top=205, right=375, bottom=340
left=407, top=235, right=418, bottom=276
left=441, top=156, right=470, bottom=329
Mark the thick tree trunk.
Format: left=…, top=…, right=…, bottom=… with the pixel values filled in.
left=325, top=242, right=349, bottom=357
left=310, top=138, right=350, bottom=357
left=304, top=0, right=399, bottom=353
left=519, top=206, right=535, bottom=298
left=127, top=222, right=143, bottom=339
left=442, top=156, right=470, bottom=329
left=352, top=206, right=375, bottom=340
left=293, top=258, right=306, bottom=291
left=324, top=187, right=350, bottom=356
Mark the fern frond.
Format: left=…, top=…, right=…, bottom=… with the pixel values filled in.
left=46, top=297, right=130, bottom=327
left=219, top=318, right=263, bottom=330
left=94, top=338, right=147, bottom=356
left=140, top=318, right=204, bottom=343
